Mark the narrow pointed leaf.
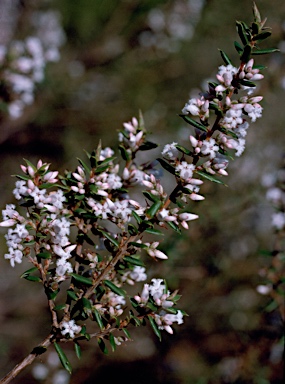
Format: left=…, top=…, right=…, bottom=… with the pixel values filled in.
left=109, top=333, right=116, bottom=352
left=146, top=200, right=162, bottom=218
left=122, top=328, right=131, bottom=339
left=124, top=255, right=145, bottom=267
left=234, top=40, right=243, bottom=54
left=77, top=158, right=91, bottom=174
left=74, top=342, right=81, bottom=359
left=139, top=141, right=158, bottom=151
left=104, top=280, right=126, bottom=297
left=100, top=230, right=119, bottom=247
left=20, top=267, right=38, bottom=278
left=156, top=158, right=176, bottom=175
left=175, top=145, right=192, bottom=156
left=145, top=228, right=164, bottom=236
left=93, top=308, right=104, bottom=330
left=252, top=48, right=279, bottom=55
left=148, top=315, right=161, bottom=341
left=252, top=31, right=271, bottom=41
left=252, top=2, right=261, bottom=23
left=240, top=44, right=252, bottom=63
left=36, top=251, right=51, bottom=259
left=67, top=290, right=78, bottom=301
left=132, top=210, right=142, bottom=224
left=54, top=342, right=72, bottom=374
left=236, top=21, right=249, bottom=45
left=70, top=273, right=93, bottom=286
left=219, top=49, right=232, bottom=65
left=98, top=338, right=108, bottom=354
left=195, top=170, right=225, bottom=185
left=179, top=114, right=208, bottom=132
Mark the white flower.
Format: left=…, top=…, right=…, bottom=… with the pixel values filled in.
left=60, top=320, right=81, bottom=338
left=175, top=161, right=195, bottom=181
left=129, top=266, right=147, bottom=282
left=162, top=142, right=179, bottom=160
left=201, top=138, right=219, bottom=159
left=4, top=249, right=23, bottom=267
left=244, top=103, right=263, bottom=122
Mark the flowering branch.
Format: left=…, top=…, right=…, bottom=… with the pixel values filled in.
left=0, top=3, right=278, bottom=382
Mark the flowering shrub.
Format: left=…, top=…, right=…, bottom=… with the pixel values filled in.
left=0, top=9, right=65, bottom=119
left=0, top=3, right=279, bottom=383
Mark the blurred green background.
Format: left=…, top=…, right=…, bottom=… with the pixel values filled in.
left=0, top=0, right=284, bottom=383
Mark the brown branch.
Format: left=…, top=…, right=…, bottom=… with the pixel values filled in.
left=83, top=234, right=139, bottom=299
left=0, top=334, right=53, bottom=384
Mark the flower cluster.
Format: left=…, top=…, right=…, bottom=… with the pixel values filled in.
left=0, top=10, right=65, bottom=119
left=0, top=4, right=278, bottom=380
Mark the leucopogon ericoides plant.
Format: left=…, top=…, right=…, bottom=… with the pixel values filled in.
left=0, top=3, right=278, bottom=383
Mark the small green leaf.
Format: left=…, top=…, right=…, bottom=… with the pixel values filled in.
left=67, top=290, right=78, bottom=301
left=146, top=200, right=162, bottom=218
left=251, top=21, right=259, bottom=35
left=122, top=328, right=131, bottom=339
left=128, top=223, right=138, bottom=235
left=234, top=40, right=243, bottom=54
left=45, top=287, right=59, bottom=300
left=82, top=297, right=92, bottom=310
left=143, top=190, right=159, bottom=203
left=54, top=342, right=72, bottom=374
left=37, top=251, right=51, bottom=259
left=93, top=308, right=104, bottom=330
left=104, top=280, right=126, bottom=297
left=139, top=141, right=158, bottom=151
left=70, top=273, right=94, bottom=286
left=109, top=333, right=116, bottom=352
left=219, top=49, right=232, bottom=65
left=252, top=2, right=261, bottom=23
left=145, top=228, right=164, bottom=236
left=167, top=221, right=181, bottom=233
left=98, top=156, right=117, bottom=167
left=236, top=21, right=250, bottom=46
left=209, top=103, right=224, bottom=117
left=14, top=174, right=30, bottom=181
left=118, top=145, right=131, bottom=161
left=24, top=275, right=42, bottom=282
left=252, top=30, right=271, bottom=41
left=148, top=315, right=161, bottom=341
left=146, top=302, right=158, bottom=312
left=39, top=183, right=57, bottom=189
left=175, top=145, right=192, bottom=156
left=20, top=267, right=38, bottom=278
left=23, top=158, right=37, bottom=172
left=77, top=158, right=91, bottom=174
left=124, top=255, right=145, bottom=267
left=179, top=114, right=208, bottom=132
left=74, top=342, right=81, bottom=359
left=156, top=158, right=176, bottom=175
left=218, top=127, right=239, bottom=139
left=195, top=170, right=225, bottom=185
left=239, top=79, right=257, bottom=87
left=252, top=48, right=279, bottom=55
left=132, top=210, right=143, bottom=224
left=240, top=44, right=252, bottom=63
left=98, top=338, right=108, bottom=354
left=100, top=230, right=119, bottom=248
left=129, top=241, right=147, bottom=249
left=23, top=240, right=36, bottom=246
left=53, top=304, right=66, bottom=311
